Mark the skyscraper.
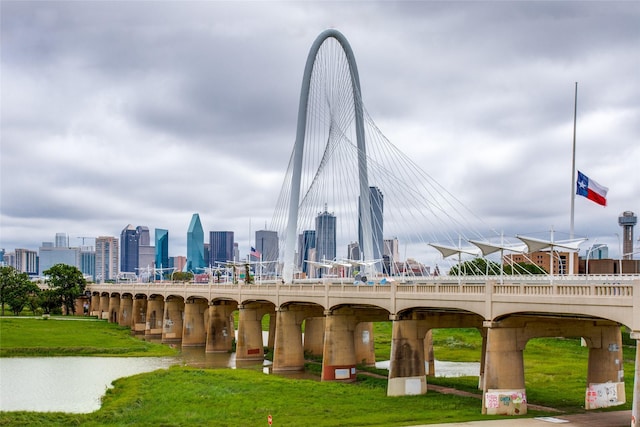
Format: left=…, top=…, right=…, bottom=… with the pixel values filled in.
left=187, top=214, right=205, bottom=272
left=209, top=231, right=234, bottom=266
left=39, top=242, right=80, bottom=276
left=255, top=230, right=278, bottom=275
left=136, top=226, right=154, bottom=274
left=298, top=230, right=316, bottom=276
left=120, top=224, right=139, bottom=273
left=55, top=232, right=69, bottom=248
left=315, top=207, right=336, bottom=265
left=359, top=186, right=383, bottom=266
left=155, top=228, right=169, bottom=272
left=96, top=236, right=119, bottom=283
left=79, top=246, right=95, bottom=281
left=14, top=248, right=38, bottom=276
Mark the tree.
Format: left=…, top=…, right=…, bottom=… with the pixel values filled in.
left=44, top=264, right=86, bottom=315
left=449, top=258, right=502, bottom=276
left=449, top=258, right=546, bottom=276
left=0, top=266, right=40, bottom=315
left=172, top=271, right=193, bottom=282
left=503, top=262, right=546, bottom=275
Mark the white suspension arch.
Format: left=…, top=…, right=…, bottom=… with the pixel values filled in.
left=282, top=29, right=373, bottom=283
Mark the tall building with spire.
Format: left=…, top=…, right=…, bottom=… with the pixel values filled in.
left=186, top=213, right=205, bottom=272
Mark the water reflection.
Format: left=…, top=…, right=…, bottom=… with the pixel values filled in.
left=1, top=334, right=480, bottom=413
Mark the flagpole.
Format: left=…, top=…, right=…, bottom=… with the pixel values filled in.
left=569, top=82, right=578, bottom=276
left=570, top=82, right=578, bottom=240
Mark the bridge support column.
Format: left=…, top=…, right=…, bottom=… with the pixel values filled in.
left=182, top=299, right=208, bottom=347
left=162, top=297, right=184, bottom=343
left=478, top=329, right=488, bottom=389
left=236, top=303, right=265, bottom=361
left=90, top=294, right=101, bottom=317
left=118, top=295, right=133, bottom=328
left=99, top=294, right=109, bottom=320
left=585, top=325, right=625, bottom=410
left=132, top=297, right=147, bottom=333
left=322, top=310, right=357, bottom=382
left=481, top=324, right=527, bottom=416
left=108, top=295, right=120, bottom=323
left=424, top=329, right=435, bottom=377
left=632, top=333, right=640, bottom=427
left=145, top=296, right=164, bottom=337
left=354, top=322, right=375, bottom=366
left=272, top=307, right=305, bottom=372
left=387, top=318, right=427, bottom=396
left=303, top=316, right=325, bottom=357
left=206, top=301, right=236, bottom=353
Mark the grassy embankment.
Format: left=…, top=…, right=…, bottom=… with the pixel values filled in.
left=0, top=316, right=635, bottom=426
left=0, top=316, right=177, bottom=357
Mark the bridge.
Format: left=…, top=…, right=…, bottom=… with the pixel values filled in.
left=87, top=28, right=639, bottom=424
left=87, top=274, right=640, bottom=420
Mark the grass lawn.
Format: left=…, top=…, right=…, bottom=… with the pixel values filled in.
left=0, top=317, right=177, bottom=357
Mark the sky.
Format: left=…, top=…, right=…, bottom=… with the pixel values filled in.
left=1, top=1, right=639, bottom=263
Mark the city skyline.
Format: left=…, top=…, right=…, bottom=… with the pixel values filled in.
left=1, top=2, right=638, bottom=263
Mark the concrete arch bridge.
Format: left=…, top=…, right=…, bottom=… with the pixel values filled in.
left=88, top=274, right=640, bottom=418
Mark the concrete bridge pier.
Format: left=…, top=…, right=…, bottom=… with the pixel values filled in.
left=118, top=294, right=133, bottom=328
left=90, top=293, right=101, bottom=317
left=131, top=296, right=147, bottom=333
left=584, top=324, right=625, bottom=410
left=631, top=332, right=640, bottom=427
left=162, top=297, right=184, bottom=343
left=354, top=322, right=375, bottom=366
left=272, top=307, right=305, bottom=372
left=108, top=294, right=120, bottom=323
left=387, top=318, right=428, bottom=396
left=303, top=316, right=325, bottom=357
left=481, top=323, right=526, bottom=416
left=182, top=298, right=208, bottom=347
left=321, top=310, right=358, bottom=382
left=272, top=305, right=324, bottom=372
left=236, top=303, right=267, bottom=361
left=99, top=293, right=110, bottom=320
left=424, top=329, right=435, bottom=377
left=206, top=301, right=236, bottom=353
left=145, top=296, right=164, bottom=337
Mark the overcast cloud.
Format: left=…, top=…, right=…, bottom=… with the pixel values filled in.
left=1, top=1, right=638, bottom=262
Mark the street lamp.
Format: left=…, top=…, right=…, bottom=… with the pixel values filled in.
left=585, top=242, right=604, bottom=276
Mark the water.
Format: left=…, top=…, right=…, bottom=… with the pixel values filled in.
left=1, top=329, right=479, bottom=413
left=375, top=360, right=480, bottom=377
left=0, top=356, right=176, bottom=413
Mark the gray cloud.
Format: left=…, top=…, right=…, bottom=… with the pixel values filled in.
left=1, top=1, right=638, bottom=263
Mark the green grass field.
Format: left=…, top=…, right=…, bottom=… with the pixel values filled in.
left=0, top=317, right=177, bottom=357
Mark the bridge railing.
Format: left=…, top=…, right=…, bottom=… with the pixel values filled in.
left=89, top=275, right=640, bottom=298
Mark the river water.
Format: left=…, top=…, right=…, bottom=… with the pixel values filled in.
left=0, top=336, right=479, bottom=413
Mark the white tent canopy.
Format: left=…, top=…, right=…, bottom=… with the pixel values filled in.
left=515, top=235, right=587, bottom=253
left=428, top=243, right=480, bottom=259
left=467, top=239, right=527, bottom=256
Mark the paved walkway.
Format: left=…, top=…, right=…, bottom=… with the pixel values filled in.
left=416, top=410, right=631, bottom=426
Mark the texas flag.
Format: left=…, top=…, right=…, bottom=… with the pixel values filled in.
left=576, top=171, right=608, bottom=206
